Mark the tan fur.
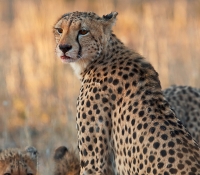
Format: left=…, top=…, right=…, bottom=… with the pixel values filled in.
left=53, top=146, right=115, bottom=175
left=54, top=11, right=200, bottom=175
left=53, top=146, right=80, bottom=175
left=163, top=85, right=200, bottom=144
left=0, top=147, right=38, bottom=175
left=53, top=86, right=200, bottom=175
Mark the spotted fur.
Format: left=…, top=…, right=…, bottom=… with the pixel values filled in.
left=53, top=86, right=200, bottom=175
left=54, top=11, right=200, bottom=175
left=0, top=146, right=38, bottom=175
left=53, top=146, right=114, bottom=175
left=53, top=146, right=80, bottom=175
left=163, top=85, right=200, bottom=144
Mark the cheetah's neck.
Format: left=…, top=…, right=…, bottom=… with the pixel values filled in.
left=70, top=60, right=90, bottom=80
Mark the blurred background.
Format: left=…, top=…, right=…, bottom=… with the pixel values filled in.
left=0, top=0, right=200, bottom=173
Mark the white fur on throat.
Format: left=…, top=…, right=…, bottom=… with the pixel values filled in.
left=70, top=60, right=89, bottom=80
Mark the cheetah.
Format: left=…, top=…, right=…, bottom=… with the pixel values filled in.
left=53, top=146, right=80, bottom=175
left=163, top=85, right=200, bottom=144
left=0, top=146, right=38, bottom=175
left=53, top=146, right=114, bottom=175
left=53, top=85, right=200, bottom=175
left=54, top=11, right=200, bottom=174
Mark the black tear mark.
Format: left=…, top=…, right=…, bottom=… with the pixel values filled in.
left=76, top=34, right=82, bottom=58
left=68, top=19, right=73, bottom=28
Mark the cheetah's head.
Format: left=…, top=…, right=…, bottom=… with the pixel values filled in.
left=53, top=146, right=80, bottom=175
left=0, top=146, right=38, bottom=175
left=53, top=11, right=118, bottom=77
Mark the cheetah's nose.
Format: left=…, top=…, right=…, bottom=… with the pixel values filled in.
left=59, top=44, right=72, bottom=53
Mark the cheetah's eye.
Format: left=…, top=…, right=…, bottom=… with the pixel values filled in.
left=27, top=173, right=33, bottom=175
left=56, top=28, right=63, bottom=34
left=4, top=173, right=11, bottom=175
left=78, top=29, right=89, bottom=35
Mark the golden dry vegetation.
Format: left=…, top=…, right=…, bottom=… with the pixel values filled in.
left=0, top=0, right=200, bottom=173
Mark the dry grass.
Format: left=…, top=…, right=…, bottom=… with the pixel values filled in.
left=0, top=0, right=200, bottom=173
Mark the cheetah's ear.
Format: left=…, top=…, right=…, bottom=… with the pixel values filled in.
left=25, top=146, right=38, bottom=160
left=54, top=146, right=68, bottom=160
left=101, top=12, right=118, bottom=34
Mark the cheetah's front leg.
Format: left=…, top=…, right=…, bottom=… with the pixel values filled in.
left=76, top=88, right=113, bottom=175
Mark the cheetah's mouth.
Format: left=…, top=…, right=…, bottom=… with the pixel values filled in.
left=60, top=55, right=74, bottom=63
